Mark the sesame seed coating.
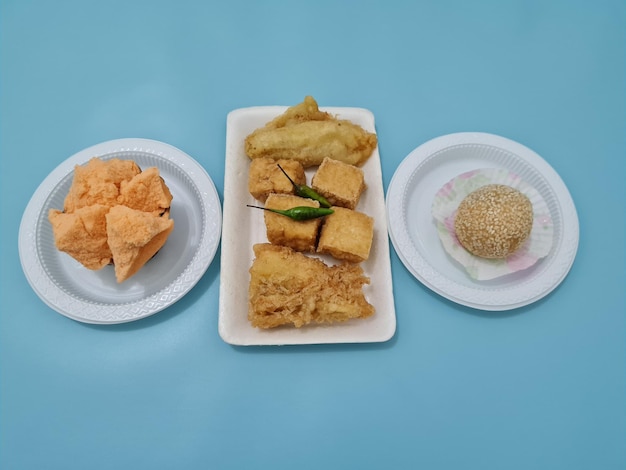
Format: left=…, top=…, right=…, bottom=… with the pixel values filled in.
left=454, top=184, right=533, bottom=259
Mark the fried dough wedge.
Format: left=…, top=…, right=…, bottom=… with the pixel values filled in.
left=245, top=96, right=378, bottom=168
left=105, top=205, right=174, bottom=283
left=248, top=243, right=375, bottom=329
left=48, top=204, right=112, bottom=270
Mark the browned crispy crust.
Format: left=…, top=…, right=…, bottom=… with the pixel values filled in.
left=244, top=96, right=378, bottom=168
left=247, top=157, right=306, bottom=202
left=248, top=243, right=375, bottom=329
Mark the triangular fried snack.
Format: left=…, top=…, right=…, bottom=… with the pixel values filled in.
left=118, top=167, right=173, bottom=216
left=105, top=205, right=174, bottom=283
left=48, top=204, right=112, bottom=270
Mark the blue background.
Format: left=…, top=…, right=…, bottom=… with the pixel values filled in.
left=1, top=1, right=624, bottom=469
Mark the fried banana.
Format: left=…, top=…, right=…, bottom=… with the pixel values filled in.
left=245, top=96, right=378, bottom=168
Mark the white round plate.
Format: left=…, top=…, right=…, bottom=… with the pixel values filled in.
left=19, top=138, right=222, bottom=324
left=386, top=132, right=579, bottom=311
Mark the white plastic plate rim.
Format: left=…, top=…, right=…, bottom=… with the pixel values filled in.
left=18, top=138, right=222, bottom=324
left=219, top=105, right=396, bottom=345
left=386, top=132, right=579, bottom=311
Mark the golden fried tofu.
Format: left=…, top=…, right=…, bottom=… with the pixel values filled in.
left=248, top=157, right=305, bottom=202
left=317, top=207, right=374, bottom=263
left=248, top=243, right=375, bottom=328
left=118, top=167, right=173, bottom=216
left=245, top=96, right=378, bottom=168
left=48, top=204, right=112, bottom=270
left=311, top=157, right=366, bottom=209
left=105, top=205, right=174, bottom=283
left=63, top=157, right=140, bottom=212
left=264, top=193, right=322, bottom=252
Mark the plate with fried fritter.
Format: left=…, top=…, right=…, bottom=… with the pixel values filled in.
left=219, top=97, right=396, bottom=346
left=19, top=138, right=222, bottom=324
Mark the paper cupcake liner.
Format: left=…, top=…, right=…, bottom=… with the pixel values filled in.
left=432, top=168, right=554, bottom=281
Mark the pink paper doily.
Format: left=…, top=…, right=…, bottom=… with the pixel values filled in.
left=432, top=168, right=554, bottom=280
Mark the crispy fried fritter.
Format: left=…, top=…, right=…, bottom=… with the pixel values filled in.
left=245, top=96, right=378, bottom=168
left=49, top=157, right=174, bottom=282
left=261, top=95, right=331, bottom=128
left=48, top=204, right=112, bottom=270
left=106, top=205, right=174, bottom=283
left=118, top=167, right=173, bottom=216
left=63, top=157, right=141, bottom=212
left=248, top=244, right=375, bottom=329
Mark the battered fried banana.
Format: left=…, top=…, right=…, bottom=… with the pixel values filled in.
left=245, top=96, right=378, bottom=168
left=248, top=243, right=375, bottom=329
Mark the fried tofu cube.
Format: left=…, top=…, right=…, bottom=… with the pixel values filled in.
left=264, top=193, right=321, bottom=252
left=317, top=207, right=374, bottom=263
left=248, top=157, right=306, bottom=202
left=311, top=157, right=366, bottom=209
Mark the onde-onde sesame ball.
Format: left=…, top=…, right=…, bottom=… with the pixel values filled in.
left=454, top=184, right=533, bottom=259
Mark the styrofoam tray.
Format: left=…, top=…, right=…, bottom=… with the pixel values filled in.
left=219, top=106, right=396, bottom=345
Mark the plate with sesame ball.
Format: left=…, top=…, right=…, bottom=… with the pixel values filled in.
left=386, top=132, right=579, bottom=311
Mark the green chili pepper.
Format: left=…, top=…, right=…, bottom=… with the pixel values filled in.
left=247, top=205, right=334, bottom=221
left=277, top=164, right=332, bottom=208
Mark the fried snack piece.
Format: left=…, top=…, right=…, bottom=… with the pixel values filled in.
left=317, top=207, right=374, bottom=263
left=248, top=157, right=306, bottom=202
left=248, top=243, right=375, bottom=329
left=264, top=194, right=322, bottom=252
left=49, top=157, right=175, bottom=282
left=63, top=157, right=141, bottom=212
left=119, top=167, right=173, bottom=216
left=105, top=205, right=174, bottom=283
left=48, top=204, right=112, bottom=270
left=455, top=184, right=533, bottom=259
left=245, top=96, right=378, bottom=168
left=311, top=157, right=366, bottom=209
left=260, top=95, right=331, bottom=127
